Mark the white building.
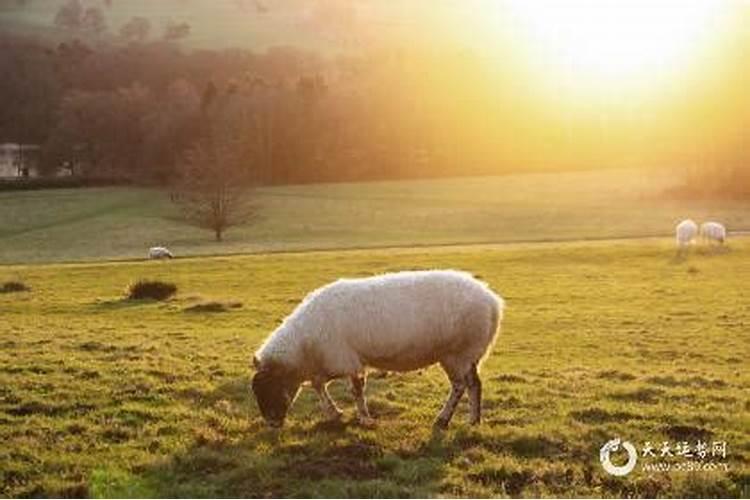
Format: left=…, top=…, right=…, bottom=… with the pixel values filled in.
left=0, top=143, right=41, bottom=178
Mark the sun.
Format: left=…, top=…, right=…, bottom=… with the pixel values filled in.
left=501, top=0, right=729, bottom=90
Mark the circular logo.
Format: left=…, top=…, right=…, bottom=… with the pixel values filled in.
left=600, top=438, right=638, bottom=476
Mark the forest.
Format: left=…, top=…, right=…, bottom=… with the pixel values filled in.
left=0, top=0, right=748, bottom=196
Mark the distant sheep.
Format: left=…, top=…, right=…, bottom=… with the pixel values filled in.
left=148, top=246, right=174, bottom=260
left=252, top=270, right=504, bottom=429
left=700, top=222, right=726, bottom=245
left=675, top=219, right=698, bottom=251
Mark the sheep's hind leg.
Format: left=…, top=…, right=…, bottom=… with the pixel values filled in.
left=434, top=369, right=467, bottom=430
left=466, top=363, right=482, bottom=425
left=350, top=373, right=375, bottom=427
left=313, top=380, right=343, bottom=421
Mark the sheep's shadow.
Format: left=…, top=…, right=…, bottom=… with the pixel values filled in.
left=671, top=244, right=731, bottom=264
left=696, top=245, right=731, bottom=256
left=123, top=376, right=462, bottom=497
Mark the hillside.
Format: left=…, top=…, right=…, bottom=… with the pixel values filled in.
left=1, top=169, right=748, bottom=264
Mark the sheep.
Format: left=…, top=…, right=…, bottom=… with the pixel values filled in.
left=675, top=219, right=698, bottom=253
left=700, top=221, right=726, bottom=245
left=148, top=246, right=174, bottom=260
left=251, top=270, right=504, bottom=429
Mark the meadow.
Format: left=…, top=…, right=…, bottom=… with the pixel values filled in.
left=1, top=238, right=748, bottom=497
left=1, top=168, right=749, bottom=264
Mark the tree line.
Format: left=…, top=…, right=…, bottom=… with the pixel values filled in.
left=1, top=32, right=516, bottom=185
left=1, top=13, right=749, bottom=197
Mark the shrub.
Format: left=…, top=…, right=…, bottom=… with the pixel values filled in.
left=1, top=281, right=30, bottom=293
left=126, top=280, right=177, bottom=301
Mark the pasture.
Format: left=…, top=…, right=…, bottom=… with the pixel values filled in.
left=1, top=238, right=748, bottom=497
left=1, top=168, right=749, bottom=264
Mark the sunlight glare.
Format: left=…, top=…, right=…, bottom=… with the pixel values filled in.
left=501, top=0, right=729, bottom=90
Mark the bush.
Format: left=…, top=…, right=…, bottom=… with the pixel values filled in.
left=126, top=280, right=177, bottom=301
left=1, top=281, right=30, bottom=293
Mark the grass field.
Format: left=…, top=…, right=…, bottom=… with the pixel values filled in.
left=1, top=168, right=749, bottom=264
left=1, top=238, right=748, bottom=497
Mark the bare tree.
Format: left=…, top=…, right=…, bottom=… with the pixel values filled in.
left=120, top=16, right=151, bottom=42
left=82, top=6, right=107, bottom=35
left=173, top=134, right=257, bottom=242
left=54, top=0, right=83, bottom=30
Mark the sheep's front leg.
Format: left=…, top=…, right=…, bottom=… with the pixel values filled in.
left=350, top=373, right=375, bottom=427
left=312, top=380, right=343, bottom=421
left=434, top=378, right=466, bottom=429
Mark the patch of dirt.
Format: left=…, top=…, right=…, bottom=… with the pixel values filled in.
left=609, top=387, right=663, bottom=404
left=493, top=374, right=528, bottom=383
left=663, top=424, right=713, bottom=441
left=570, top=407, right=642, bottom=424
left=508, top=435, right=567, bottom=459
left=77, top=341, right=118, bottom=352
left=597, top=370, right=637, bottom=381
left=469, top=466, right=535, bottom=496
left=283, top=443, right=382, bottom=480
left=183, top=300, right=242, bottom=313
left=6, top=401, right=94, bottom=417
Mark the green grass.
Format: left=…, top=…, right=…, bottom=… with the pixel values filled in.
left=1, top=168, right=748, bottom=264
left=1, top=238, right=748, bottom=497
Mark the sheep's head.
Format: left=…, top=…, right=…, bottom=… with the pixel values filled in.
left=251, top=357, right=300, bottom=428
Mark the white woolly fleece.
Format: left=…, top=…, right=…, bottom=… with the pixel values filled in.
left=255, top=270, right=504, bottom=380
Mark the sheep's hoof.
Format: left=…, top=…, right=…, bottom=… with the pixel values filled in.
left=357, top=415, right=376, bottom=428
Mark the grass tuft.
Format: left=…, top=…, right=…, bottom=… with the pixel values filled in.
left=1, top=280, right=30, bottom=293
left=126, top=280, right=177, bottom=301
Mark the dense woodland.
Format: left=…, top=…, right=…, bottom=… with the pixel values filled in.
left=0, top=0, right=749, bottom=196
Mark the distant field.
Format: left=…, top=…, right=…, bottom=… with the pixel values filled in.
left=0, top=168, right=748, bottom=264
left=1, top=239, right=748, bottom=497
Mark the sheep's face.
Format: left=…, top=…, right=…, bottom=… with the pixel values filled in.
left=252, top=363, right=300, bottom=428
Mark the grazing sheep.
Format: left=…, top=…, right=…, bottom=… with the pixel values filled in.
left=700, top=221, right=726, bottom=245
left=675, top=219, right=698, bottom=252
left=148, top=246, right=174, bottom=260
left=252, top=270, right=504, bottom=429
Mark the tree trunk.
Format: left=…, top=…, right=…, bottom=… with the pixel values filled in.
left=215, top=228, right=223, bottom=241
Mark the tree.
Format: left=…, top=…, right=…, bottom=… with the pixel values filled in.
left=119, top=16, right=151, bottom=42
left=163, top=21, right=191, bottom=42
left=45, top=84, right=154, bottom=178
left=54, top=0, right=83, bottom=30
left=173, top=134, right=257, bottom=241
left=82, top=6, right=107, bottom=36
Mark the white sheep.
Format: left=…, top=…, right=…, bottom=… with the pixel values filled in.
left=675, top=219, right=698, bottom=252
left=148, top=246, right=174, bottom=260
left=252, top=270, right=504, bottom=429
left=700, top=221, right=726, bottom=245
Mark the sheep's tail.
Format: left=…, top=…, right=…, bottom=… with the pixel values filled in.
left=478, top=294, right=504, bottom=371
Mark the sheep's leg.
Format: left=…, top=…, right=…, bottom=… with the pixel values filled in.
left=350, top=373, right=375, bottom=427
left=434, top=374, right=466, bottom=430
left=312, top=380, right=343, bottom=421
left=466, top=363, right=482, bottom=425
